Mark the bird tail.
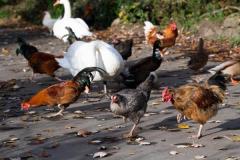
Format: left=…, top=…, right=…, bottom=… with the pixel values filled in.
left=73, top=67, right=107, bottom=82
left=207, top=73, right=227, bottom=91
left=144, top=21, right=158, bottom=45
left=208, top=60, right=236, bottom=75
left=137, top=72, right=158, bottom=100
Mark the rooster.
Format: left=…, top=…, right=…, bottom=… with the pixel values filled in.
left=21, top=67, right=106, bottom=117
left=162, top=73, right=226, bottom=139
left=110, top=73, right=157, bottom=138
left=144, top=20, right=178, bottom=56
left=16, top=37, right=62, bottom=81
left=120, top=40, right=161, bottom=88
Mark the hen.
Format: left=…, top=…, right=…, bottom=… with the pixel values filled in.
left=110, top=73, right=157, bottom=138
left=16, top=37, right=62, bottom=81
left=144, top=20, right=178, bottom=56
left=187, top=38, right=208, bottom=72
left=162, top=73, right=226, bottom=139
left=112, top=39, right=133, bottom=60
left=209, top=60, right=240, bottom=85
left=120, top=40, right=161, bottom=88
left=21, top=67, right=106, bottom=116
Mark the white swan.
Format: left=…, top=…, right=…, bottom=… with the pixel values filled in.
left=55, top=40, right=124, bottom=93
left=42, top=11, right=59, bottom=33
left=53, top=0, right=92, bottom=43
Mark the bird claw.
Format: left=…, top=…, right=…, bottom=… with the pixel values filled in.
left=188, top=134, right=202, bottom=139
left=176, top=113, right=187, bottom=123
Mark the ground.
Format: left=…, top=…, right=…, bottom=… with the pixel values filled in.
left=0, top=26, right=240, bottom=160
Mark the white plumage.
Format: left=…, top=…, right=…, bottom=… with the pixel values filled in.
left=56, top=40, right=124, bottom=83
left=42, top=11, right=58, bottom=33
left=53, top=0, right=92, bottom=43
left=144, top=21, right=155, bottom=36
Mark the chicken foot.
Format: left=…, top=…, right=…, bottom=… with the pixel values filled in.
left=47, top=104, right=65, bottom=117
left=189, top=124, right=203, bottom=139
left=176, top=113, right=187, bottom=123
left=125, top=124, right=137, bottom=138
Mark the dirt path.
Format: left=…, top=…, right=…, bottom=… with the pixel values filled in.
left=0, top=28, right=240, bottom=160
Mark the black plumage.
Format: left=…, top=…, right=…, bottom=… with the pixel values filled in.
left=110, top=73, right=156, bottom=137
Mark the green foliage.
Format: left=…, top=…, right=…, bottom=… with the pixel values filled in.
left=230, top=36, right=240, bottom=47
left=0, top=10, right=10, bottom=18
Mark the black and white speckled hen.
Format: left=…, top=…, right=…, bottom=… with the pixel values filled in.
left=110, top=73, right=157, bottom=138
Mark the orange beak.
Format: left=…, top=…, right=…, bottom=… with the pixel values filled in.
left=53, top=0, right=60, bottom=7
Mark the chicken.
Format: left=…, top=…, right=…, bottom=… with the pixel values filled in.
left=120, top=40, right=162, bottom=88
left=112, top=39, right=133, bottom=60
left=162, top=73, right=226, bottom=139
left=208, top=60, right=240, bottom=85
left=21, top=67, right=106, bottom=116
left=16, top=37, right=62, bottom=81
left=42, top=11, right=59, bottom=33
left=187, top=38, right=209, bottom=72
left=110, top=73, right=157, bottom=138
left=144, top=20, right=178, bottom=56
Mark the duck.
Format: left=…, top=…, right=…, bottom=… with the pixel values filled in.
left=120, top=40, right=162, bottom=88
left=187, top=38, right=209, bottom=72
left=42, top=11, right=59, bottom=33
left=55, top=40, right=124, bottom=93
left=53, top=0, right=92, bottom=44
left=208, top=60, right=240, bottom=85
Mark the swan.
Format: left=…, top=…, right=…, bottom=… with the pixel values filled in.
left=42, top=11, right=59, bottom=33
left=53, top=0, right=92, bottom=43
left=55, top=40, right=124, bottom=93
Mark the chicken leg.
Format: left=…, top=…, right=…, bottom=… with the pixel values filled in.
left=176, top=113, right=187, bottom=123
left=125, top=124, right=137, bottom=138
left=47, top=104, right=65, bottom=117
left=189, top=124, right=203, bottom=139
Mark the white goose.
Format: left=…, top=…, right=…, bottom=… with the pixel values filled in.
left=55, top=40, right=124, bottom=93
left=53, top=0, right=92, bottom=43
left=42, top=11, right=59, bottom=33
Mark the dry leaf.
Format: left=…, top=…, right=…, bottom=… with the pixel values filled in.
left=191, top=143, right=204, bottom=148
left=178, top=123, right=190, bottom=129
left=89, top=140, right=102, bottom=144
left=224, top=135, right=240, bottom=142
left=169, top=150, right=179, bottom=155
left=93, top=151, right=108, bottom=158
left=139, top=141, right=151, bottom=146
left=77, top=129, right=92, bottom=137
left=195, top=155, right=207, bottom=159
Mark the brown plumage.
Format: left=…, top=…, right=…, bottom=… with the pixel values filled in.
left=209, top=60, right=240, bottom=85
left=188, top=38, right=209, bottom=71
left=21, top=67, right=106, bottom=116
left=144, top=20, right=178, bottom=55
left=162, top=74, right=226, bottom=139
left=16, top=37, right=62, bottom=81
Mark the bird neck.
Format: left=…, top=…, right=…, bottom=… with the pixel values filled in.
left=63, top=0, right=71, bottom=19
left=152, top=45, right=162, bottom=61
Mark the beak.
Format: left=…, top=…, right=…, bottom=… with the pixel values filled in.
left=53, top=0, right=60, bottom=7
left=84, top=86, right=90, bottom=94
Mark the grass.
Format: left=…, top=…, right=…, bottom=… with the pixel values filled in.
left=0, top=10, right=10, bottom=18
left=229, top=36, right=240, bottom=47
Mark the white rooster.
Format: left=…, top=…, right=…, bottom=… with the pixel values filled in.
left=53, top=0, right=92, bottom=43
left=55, top=40, right=124, bottom=93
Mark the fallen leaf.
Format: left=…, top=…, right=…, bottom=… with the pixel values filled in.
left=89, top=140, right=102, bottom=144
left=74, top=110, right=84, bottom=114
left=98, top=146, right=107, bottom=150
left=191, top=143, right=204, bottom=148
left=152, top=101, right=161, bottom=105
left=139, top=141, right=151, bottom=146
left=208, top=120, right=222, bottom=123
left=169, top=150, right=179, bottom=155
left=224, top=135, right=240, bottom=142
left=93, top=151, right=108, bottom=158
left=213, top=136, right=224, bottom=140
left=65, top=125, right=76, bottom=129
left=178, top=123, right=190, bottom=129
left=84, top=116, right=95, bottom=119
left=77, top=129, right=92, bottom=137
left=39, top=150, right=50, bottom=158
left=195, top=155, right=207, bottom=159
